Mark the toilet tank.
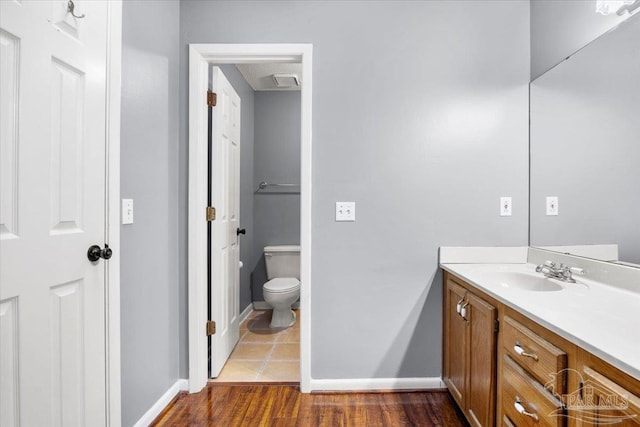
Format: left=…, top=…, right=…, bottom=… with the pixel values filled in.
left=264, top=245, right=300, bottom=280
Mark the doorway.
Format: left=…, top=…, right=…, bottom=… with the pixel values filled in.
left=208, top=63, right=302, bottom=381
left=188, top=44, right=312, bottom=393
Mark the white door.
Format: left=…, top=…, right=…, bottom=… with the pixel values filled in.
left=209, top=67, right=241, bottom=377
left=1, top=1, right=109, bottom=426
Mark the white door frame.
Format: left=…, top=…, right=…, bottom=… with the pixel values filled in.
left=106, top=1, right=123, bottom=425
left=188, top=44, right=313, bottom=393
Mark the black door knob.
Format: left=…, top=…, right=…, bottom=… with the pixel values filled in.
left=237, top=228, right=246, bottom=236
left=102, top=244, right=113, bottom=259
left=87, top=244, right=113, bottom=262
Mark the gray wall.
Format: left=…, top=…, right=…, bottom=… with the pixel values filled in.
left=179, top=0, right=530, bottom=380
left=215, top=65, right=256, bottom=313
left=252, top=92, right=301, bottom=302
left=530, top=0, right=636, bottom=80
left=530, top=15, right=640, bottom=264
left=120, top=1, right=181, bottom=426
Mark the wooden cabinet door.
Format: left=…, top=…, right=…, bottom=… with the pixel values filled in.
left=466, top=292, right=498, bottom=427
left=444, top=278, right=468, bottom=410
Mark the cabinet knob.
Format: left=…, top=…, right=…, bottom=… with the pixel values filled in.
left=460, top=301, right=470, bottom=320
left=514, top=397, right=539, bottom=421
left=514, top=343, right=539, bottom=361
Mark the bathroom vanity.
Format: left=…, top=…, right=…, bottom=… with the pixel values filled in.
left=441, top=249, right=640, bottom=427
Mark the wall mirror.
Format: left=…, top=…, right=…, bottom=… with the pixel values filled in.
left=529, top=13, right=640, bottom=267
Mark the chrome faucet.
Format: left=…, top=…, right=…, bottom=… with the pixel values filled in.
left=535, top=261, right=585, bottom=283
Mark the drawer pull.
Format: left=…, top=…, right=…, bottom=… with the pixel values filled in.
left=456, top=298, right=465, bottom=314
left=514, top=398, right=539, bottom=421
left=514, top=343, right=539, bottom=361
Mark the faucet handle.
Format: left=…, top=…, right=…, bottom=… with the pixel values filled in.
left=569, top=266, right=585, bottom=275
left=544, top=260, right=556, bottom=268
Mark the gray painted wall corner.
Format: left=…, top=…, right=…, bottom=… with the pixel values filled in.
left=120, top=1, right=181, bottom=425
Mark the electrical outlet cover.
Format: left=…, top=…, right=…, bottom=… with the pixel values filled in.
left=500, top=197, right=512, bottom=216
left=335, top=202, right=355, bottom=221
left=122, top=199, right=134, bottom=224
left=546, top=196, right=559, bottom=216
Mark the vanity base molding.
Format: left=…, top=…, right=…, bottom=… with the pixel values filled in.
left=443, top=271, right=640, bottom=427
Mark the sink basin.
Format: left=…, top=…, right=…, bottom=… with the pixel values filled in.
left=480, top=272, right=564, bottom=292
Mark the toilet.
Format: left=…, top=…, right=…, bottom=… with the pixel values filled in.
left=263, top=245, right=300, bottom=328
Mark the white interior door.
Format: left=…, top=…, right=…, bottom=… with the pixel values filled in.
left=209, top=67, right=241, bottom=377
left=0, top=1, right=109, bottom=425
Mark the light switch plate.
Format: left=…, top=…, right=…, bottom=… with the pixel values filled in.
left=335, top=202, right=355, bottom=222
left=122, top=199, right=134, bottom=224
left=546, top=196, right=559, bottom=216
left=500, top=197, right=512, bottom=216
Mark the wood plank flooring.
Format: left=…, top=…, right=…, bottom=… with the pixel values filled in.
left=151, top=383, right=468, bottom=426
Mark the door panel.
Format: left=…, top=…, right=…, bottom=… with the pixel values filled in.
left=444, top=278, right=468, bottom=409
left=50, top=57, right=85, bottom=234
left=50, top=280, right=85, bottom=426
left=0, top=297, right=19, bottom=426
left=467, top=292, right=497, bottom=427
left=0, top=1, right=109, bottom=425
left=210, top=67, right=241, bottom=377
left=0, top=29, right=20, bottom=239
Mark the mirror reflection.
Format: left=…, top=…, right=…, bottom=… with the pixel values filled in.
left=530, top=13, right=640, bottom=266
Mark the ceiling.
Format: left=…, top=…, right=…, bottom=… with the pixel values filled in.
left=236, top=63, right=302, bottom=91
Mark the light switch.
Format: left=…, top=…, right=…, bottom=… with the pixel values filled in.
left=500, top=197, right=512, bottom=216
left=335, top=202, right=355, bottom=222
left=122, top=199, right=134, bottom=224
left=546, top=196, right=559, bottom=216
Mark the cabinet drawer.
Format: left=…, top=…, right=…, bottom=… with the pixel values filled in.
left=581, top=365, right=640, bottom=424
left=502, top=355, right=565, bottom=427
left=503, top=316, right=567, bottom=393
left=502, top=415, right=516, bottom=427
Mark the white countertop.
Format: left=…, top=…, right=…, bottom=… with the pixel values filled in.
left=441, top=262, right=640, bottom=380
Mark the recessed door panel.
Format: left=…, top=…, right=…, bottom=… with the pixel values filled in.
left=50, top=280, right=85, bottom=427
left=50, top=58, right=84, bottom=235
left=0, top=29, right=20, bottom=240
left=0, top=297, right=20, bottom=427
left=50, top=1, right=81, bottom=41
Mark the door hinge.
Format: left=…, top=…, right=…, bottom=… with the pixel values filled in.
left=206, top=321, right=216, bottom=336
left=494, top=318, right=500, bottom=333
left=207, top=91, right=217, bottom=107
left=206, top=206, right=216, bottom=221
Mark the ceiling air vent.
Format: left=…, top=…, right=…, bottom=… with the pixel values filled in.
left=272, top=73, right=300, bottom=88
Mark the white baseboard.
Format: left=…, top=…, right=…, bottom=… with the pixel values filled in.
left=309, top=377, right=445, bottom=392
left=133, top=379, right=188, bottom=427
left=252, top=301, right=300, bottom=310
left=239, top=303, right=253, bottom=324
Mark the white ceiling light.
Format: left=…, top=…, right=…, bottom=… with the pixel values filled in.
left=596, top=0, right=637, bottom=15
left=272, top=74, right=300, bottom=88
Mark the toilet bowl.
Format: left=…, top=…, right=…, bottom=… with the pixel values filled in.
left=263, top=245, right=300, bottom=328
left=263, top=278, right=300, bottom=328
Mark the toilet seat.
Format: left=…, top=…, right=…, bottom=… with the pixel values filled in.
left=263, top=278, right=300, bottom=293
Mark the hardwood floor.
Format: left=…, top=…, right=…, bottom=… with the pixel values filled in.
left=151, top=383, right=468, bottom=426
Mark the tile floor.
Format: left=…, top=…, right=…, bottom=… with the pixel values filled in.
left=211, top=309, right=300, bottom=383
